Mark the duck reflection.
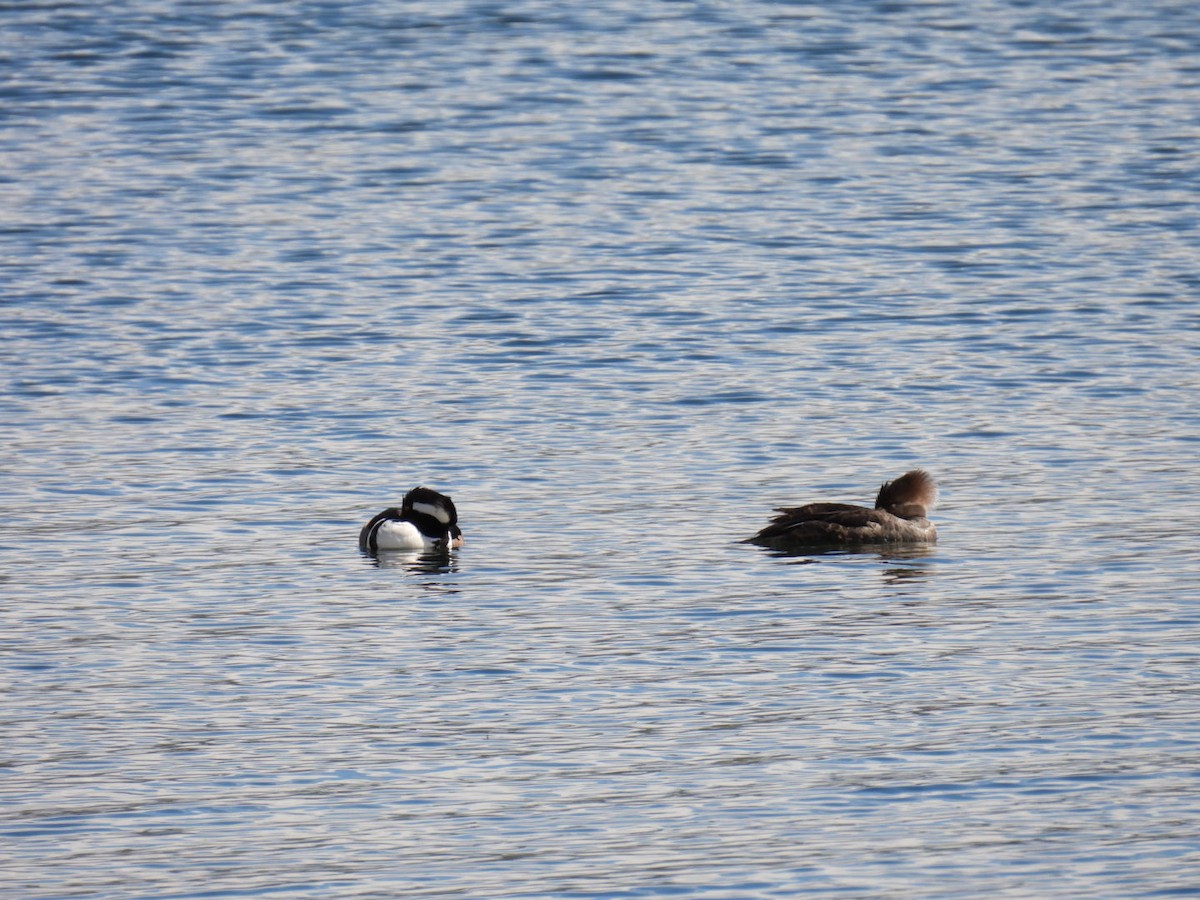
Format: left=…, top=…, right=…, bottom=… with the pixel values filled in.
left=878, top=558, right=933, bottom=585
left=361, top=547, right=459, bottom=575
left=759, top=542, right=936, bottom=583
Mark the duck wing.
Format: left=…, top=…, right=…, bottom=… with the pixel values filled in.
left=747, top=504, right=891, bottom=544
left=769, top=502, right=861, bottom=520
left=359, top=507, right=402, bottom=553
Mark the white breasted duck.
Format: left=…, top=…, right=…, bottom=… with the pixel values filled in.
left=359, top=487, right=464, bottom=553
left=745, top=470, right=937, bottom=549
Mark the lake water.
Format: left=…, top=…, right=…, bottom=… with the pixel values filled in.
left=3, top=1, right=1200, bottom=897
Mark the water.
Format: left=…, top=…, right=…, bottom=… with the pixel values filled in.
left=3, top=1, right=1200, bottom=897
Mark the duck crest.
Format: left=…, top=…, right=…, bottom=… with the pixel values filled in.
left=403, top=486, right=458, bottom=527
left=874, top=469, right=936, bottom=519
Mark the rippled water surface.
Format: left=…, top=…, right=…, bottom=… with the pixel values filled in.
left=4, top=1, right=1200, bottom=897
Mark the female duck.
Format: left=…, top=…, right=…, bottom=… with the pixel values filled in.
left=359, top=487, right=464, bottom=553
left=745, top=470, right=937, bottom=549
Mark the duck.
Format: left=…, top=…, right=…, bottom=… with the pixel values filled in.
left=359, top=487, right=464, bottom=553
left=745, top=469, right=937, bottom=549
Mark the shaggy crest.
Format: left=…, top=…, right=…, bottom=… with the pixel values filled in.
left=404, top=486, right=457, bottom=525
left=873, top=469, right=937, bottom=518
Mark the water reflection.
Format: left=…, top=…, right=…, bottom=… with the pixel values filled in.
left=878, top=562, right=933, bottom=586
left=361, top=547, right=460, bottom=576
left=760, top=543, right=936, bottom=561
left=759, top=542, right=937, bottom=583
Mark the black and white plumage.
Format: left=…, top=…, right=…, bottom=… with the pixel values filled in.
left=745, top=470, right=937, bottom=549
left=359, top=487, right=464, bottom=553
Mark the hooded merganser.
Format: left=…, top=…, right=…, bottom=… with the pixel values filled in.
left=359, top=487, right=464, bottom=553
left=745, top=470, right=937, bottom=548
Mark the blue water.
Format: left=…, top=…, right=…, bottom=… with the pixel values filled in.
left=3, top=1, right=1200, bottom=897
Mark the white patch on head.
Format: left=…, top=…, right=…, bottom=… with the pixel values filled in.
left=412, top=500, right=451, bottom=525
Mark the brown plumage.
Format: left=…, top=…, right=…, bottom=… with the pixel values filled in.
left=745, top=470, right=937, bottom=548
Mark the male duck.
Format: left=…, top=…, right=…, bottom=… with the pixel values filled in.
left=359, top=487, right=464, bottom=553
left=745, top=470, right=937, bottom=549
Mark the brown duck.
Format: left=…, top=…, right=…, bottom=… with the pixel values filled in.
left=745, top=470, right=937, bottom=549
